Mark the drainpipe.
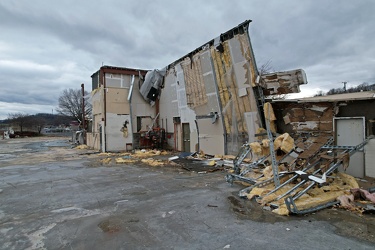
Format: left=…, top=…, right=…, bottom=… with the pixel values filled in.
left=103, top=69, right=107, bottom=152
left=155, top=98, right=160, bottom=127
left=128, top=75, right=135, bottom=150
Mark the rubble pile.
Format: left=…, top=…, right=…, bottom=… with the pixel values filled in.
left=82, top=134, right=375, bottom=215
left=225, top=133, right=375, bottom=215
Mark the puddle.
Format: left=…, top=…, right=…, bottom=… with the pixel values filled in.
left=43, top=140, right=71, bottom=147
left=23, top=140, right=70, bottom=153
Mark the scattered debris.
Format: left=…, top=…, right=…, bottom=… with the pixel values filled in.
left=336, top=187, right=375, bottom=214
left=207, top=204, right=218, bottom=208
left=75, top=145, right=89, bottom=150
left=141, top=158, right=164, bottom=167
left=100, top=158, right=112, bottom=164
left=115, top=157, right=136, bottom=164
left=226, top=133, right=374, bottom=215
left=168, top=156, right=179, bottom=161
left=133, top=149, right=162, bottom=158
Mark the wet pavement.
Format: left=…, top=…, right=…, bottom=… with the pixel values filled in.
left=0, top=137, right=374, bottom=249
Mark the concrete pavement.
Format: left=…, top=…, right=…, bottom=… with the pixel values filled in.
left=0, top=138, right=374, bottom=249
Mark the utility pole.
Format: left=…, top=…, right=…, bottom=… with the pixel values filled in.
left=343, top=81, right=347, bottom=92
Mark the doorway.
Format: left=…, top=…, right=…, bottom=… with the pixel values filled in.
left=182, top=123, right=190, bottom=152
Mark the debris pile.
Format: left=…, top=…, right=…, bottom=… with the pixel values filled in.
left=337, top=187, right=375, bottom=214
left=225, top=133, right=375, bottom=215
left=167, top=151, right=240, bottom=173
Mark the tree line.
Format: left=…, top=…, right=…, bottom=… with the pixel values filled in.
left=2, top=88, right=92, bottom=135
left=3, top=113, right=74, bottom=135
left=315, top=82, right=375, bottom=96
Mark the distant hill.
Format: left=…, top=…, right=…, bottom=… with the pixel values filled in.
left=0, top=113, right=74, bottom=126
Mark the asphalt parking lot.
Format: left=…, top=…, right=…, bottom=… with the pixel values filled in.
left=0, top=137, right=374, bottom=249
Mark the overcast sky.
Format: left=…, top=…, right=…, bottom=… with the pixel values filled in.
left=1, top=0, right=374, bottom=120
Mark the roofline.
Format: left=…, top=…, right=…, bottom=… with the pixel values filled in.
left=166, top=20, right=252, bottom=69
left=272, top=91, right=375, bottom=103
left=91, top=65, right=149, bottom=78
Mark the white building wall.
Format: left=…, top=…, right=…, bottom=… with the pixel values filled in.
left=365, top=138, right=375, bottom=178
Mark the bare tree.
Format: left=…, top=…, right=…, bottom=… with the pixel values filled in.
left=314, top=90, right=325, bottom=97
left=322, top=82, right=375, bottom=96
left=56, top=89, right=92, bottom=122
left=258, top=59, right=274, bottom=76
left=31, top=116, right=47, bottom=135
left=8, top=113, right=32, bottom=132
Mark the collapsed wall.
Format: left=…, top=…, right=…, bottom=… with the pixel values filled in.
left=143, top=20, right=307, bottom=155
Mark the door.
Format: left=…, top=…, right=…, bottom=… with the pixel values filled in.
left=182, top=123, right=190, bottom=152
left=335, top=117, right=365, bottom=177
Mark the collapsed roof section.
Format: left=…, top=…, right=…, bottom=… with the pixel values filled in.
left=260, top=69, right=307, bottom=95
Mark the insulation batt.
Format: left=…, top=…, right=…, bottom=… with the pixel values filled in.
left=274, top=133, right=295, bottom=153
left=249, top=142, right=262, bottom=155
left=261, top=139, right=270, bottom=155
left=247, top=172, right=359, bottom=215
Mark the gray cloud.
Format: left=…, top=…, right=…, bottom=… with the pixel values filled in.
left=0, top=0, right=374, bottom=119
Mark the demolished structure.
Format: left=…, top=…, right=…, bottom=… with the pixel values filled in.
left=85, top=20, right=375, bottom=215
left=87, top=20, right=306, bottom=155
left=225, top=90, right=375, bottom=215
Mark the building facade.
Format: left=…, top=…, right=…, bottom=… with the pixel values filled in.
left=87, top=20, right=306, bottom=155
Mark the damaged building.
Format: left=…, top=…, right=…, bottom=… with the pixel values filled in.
left=85, top=19, right=375, bottom=215
left=86, top=20, right=306, bottom=156
left=224, top=91, right=375, bottom=215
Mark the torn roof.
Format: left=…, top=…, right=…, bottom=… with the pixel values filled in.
left=274, top=91, right=375, bottom=103
left=166, top=20, right=253, bottom=69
